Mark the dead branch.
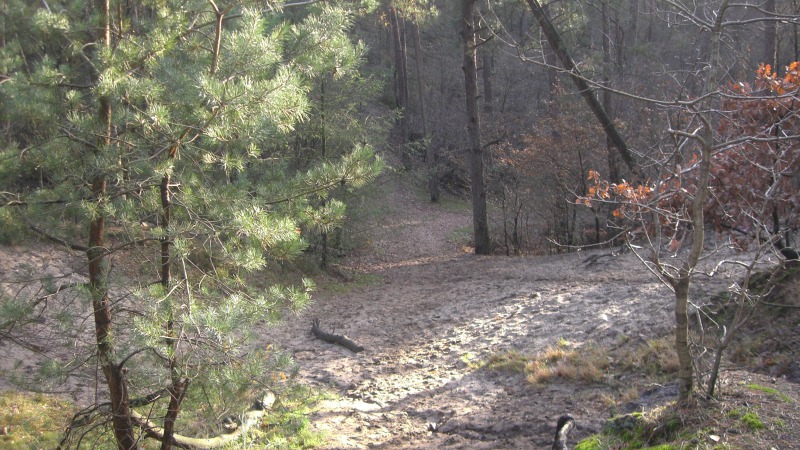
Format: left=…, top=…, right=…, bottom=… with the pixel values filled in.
left=311, top=318, right=364, bottom=353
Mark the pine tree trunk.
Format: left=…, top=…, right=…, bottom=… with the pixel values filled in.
left=461, top=0, right=490, bottom=254
left=93, top=0, right=136, bottom=446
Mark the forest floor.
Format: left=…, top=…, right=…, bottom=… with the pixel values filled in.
left=258, top=173, right=800, bottom=449
left=1, top=171, right=799, bottom=449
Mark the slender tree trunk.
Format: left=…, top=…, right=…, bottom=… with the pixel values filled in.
left=692, top=0, right=728, bottom=400
left=411, top=20, right=427, bottom=138
left=161, top=377, right=188, bottom=450
left=159, top=162, right=186, bottom=450
left=461, top=0, right=490, bottom=254
left=481, top=43, right=494, bottom=172
left=389, top=5, right=410, bottom=169
left=668, top=1, right=724, bottom=401
left=92, top=0, right=137, bottom=447
left=411, top=19, right=438, bottom=202
left=525, top=0, right=636, bottom=176
left=320, top=78, right=329, bottom=269
left=706, top=303, right=745, bottom=398
left=671, top=277, right=693, bottom=400
left=158, top=6, right=231, bottom=444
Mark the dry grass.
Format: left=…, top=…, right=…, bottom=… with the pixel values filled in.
left=483, top=336, right=680, bottom=386
left=614, top=336, right=680, bottom=378
left=526, top=342, right=610, bottom=384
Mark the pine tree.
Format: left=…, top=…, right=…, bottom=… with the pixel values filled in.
left=0, top=0, right=382, bottom=447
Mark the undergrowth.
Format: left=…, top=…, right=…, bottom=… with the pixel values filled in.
left=1, top=382, right=331, bottom=449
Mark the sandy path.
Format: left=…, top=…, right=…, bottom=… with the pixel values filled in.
left=257, top=177, right=684, bottom=449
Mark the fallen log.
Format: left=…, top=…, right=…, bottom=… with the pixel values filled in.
left=311, top=318, right=364, bottom=353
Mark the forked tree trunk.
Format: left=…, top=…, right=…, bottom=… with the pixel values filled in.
left=461, top=0, right=490, bottom=254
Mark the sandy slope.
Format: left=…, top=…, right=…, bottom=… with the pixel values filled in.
left=257, top=177, right=695, bottom=449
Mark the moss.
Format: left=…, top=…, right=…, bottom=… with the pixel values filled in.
left=574, top=435, right=603, bottom=450
left=604, top=412, right=645, bottom=434
left=602, top=413, right=647, bottom=447
left=739, top=412, right=765, bottom=431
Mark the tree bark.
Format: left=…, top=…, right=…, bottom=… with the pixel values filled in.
left=461, top=0, right=490, bottom=254
left=525, top=0, right=636, bottom=176
left=671, top=277, right=693, bottom=400
left=628, top=0, right=639, bottom=89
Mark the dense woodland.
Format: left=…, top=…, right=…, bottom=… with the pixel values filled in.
left=1, top=0, right=799, bottom=448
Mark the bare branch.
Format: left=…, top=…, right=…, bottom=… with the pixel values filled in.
left=30, top=225, right=89, bottom=252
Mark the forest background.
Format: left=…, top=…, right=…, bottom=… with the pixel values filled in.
left=1, top=0, right=800, bottom=448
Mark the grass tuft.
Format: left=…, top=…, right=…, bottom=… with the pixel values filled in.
left=739, top=411, right=765, bottom=431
